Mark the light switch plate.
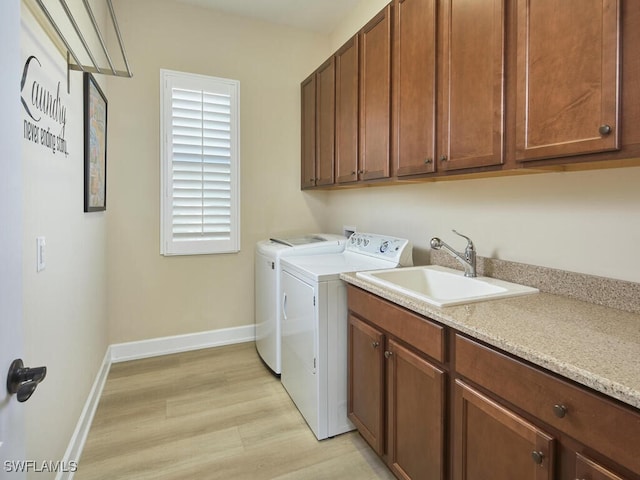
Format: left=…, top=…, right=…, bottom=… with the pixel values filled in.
left=36, top=236, right=46, bottom=272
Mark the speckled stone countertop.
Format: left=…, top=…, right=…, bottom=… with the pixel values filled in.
left=340, top=271, right=640, bottom=411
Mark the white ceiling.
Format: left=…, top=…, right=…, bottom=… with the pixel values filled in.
left=175, top=0, right=361, bottom=33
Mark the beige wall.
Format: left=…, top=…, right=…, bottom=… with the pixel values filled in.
left=21, top=1, right=109, bottom=473
left=106, top=0, right=330, bottom=343
left=14, top=0, right=640, bottom=472
left=310, top=0, right=640, bottom=283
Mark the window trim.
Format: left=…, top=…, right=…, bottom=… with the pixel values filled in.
left=160, top=69, right=240, bottom=256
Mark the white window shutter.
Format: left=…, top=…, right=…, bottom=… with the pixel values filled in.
left=161, top=70, right=240, bottom=255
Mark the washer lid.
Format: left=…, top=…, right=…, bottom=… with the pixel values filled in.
left=269, top=234, right=326, bottom=247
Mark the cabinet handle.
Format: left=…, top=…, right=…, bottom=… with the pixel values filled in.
left=531, top=451, right=544, bottom=465
left=371, top=341, right=379, bottom=348
left=553, top=403, right=567, bottom=418
left=384, top=351, right=393, bottom=359
left=351, top=171, right=356, bottom=175
left=599, top=124, right=612, bottom=135
left=424, top=158, right=432, bottom=164
left=439, top=155, right=448, bottom=162
left=358, top=170, right=364, bottom=174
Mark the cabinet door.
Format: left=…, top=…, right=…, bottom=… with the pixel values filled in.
left=439, top=0, right=505, bottom=171
left=316, top=58, right=335, bottom=186
left=393, top=0, right=437, bottom=177
left=575, top=453, right=627, bottom=480
left=359, top=5, right=392, bottom=181
left=301, top=73, right=316, bottom=189
left=348, top=314, right=385, bottom=455
left=515, top=0, right=620, bottom=162
left=454, top=380, right=555, bottom=480
left=387, top=339, right=445, bottom=480
left=336, top=36, right=359, bottom=184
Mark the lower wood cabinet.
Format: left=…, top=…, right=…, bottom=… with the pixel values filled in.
left=576, top=453, right=628, bottom=480
left=347, top=313, right=445, bottom=480
left=387, top=338, right=445, bottom=480
left=347, top=285, right=640, bottom=480
left=348, top=314, right=384, bottom=454
left=454, top=380, right=555, bottom=480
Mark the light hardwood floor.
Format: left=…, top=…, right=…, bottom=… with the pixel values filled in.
left=76, top=342, right=395, bottom=479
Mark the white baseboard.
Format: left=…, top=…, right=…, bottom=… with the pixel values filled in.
left=56, top=324, right=255, bottom=479
left=109, top=324, right=255, bottom=363
left=55, top=348, right=111, bottom=480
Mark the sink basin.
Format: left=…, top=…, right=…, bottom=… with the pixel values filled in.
left=356, top=265, right=539, bottom=307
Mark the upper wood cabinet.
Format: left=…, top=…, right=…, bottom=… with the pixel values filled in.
left=393, top=0, right=505, bottom=177
left=302, top=0, right=633, bottom=188
left=392, top=0, right=437, bottom=176
left=315, top=58, right=336, bottom=186
left=300, top=73, right=316, bottom=189
left=439, top=0, right=506, bottom=172
left=515, top=0, right=620, bottom=162
left=359, top=5, right=392, bottom=181
left=335, top=36, right=360, bottom=184
left=300, top=59, right=335, bottom=189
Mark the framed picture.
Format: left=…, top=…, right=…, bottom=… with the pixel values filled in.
left=84, top=72, right=107, bottom=212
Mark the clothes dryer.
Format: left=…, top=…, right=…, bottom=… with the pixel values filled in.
left=280, top=232, right=412, bottom=439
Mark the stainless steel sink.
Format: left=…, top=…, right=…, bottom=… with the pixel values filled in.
left=356, top=265, right=539, bottom=307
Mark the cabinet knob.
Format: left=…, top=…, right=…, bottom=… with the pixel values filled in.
left=371, top=341, right=380, bottom=348
left=358, top=170, right=364, bottom=174
left=351, top=171, right=356, bottom=175
left=553, top=403, right=567, bottom=418
left=384, top=351, right=393, bottom=359
left=439, top=155, right=448, bottom=162
left=531, top=451, right=544, bottom=465
left=599, top=124, right=612, bottom=135
left=424, top=158, right=433, bottom=164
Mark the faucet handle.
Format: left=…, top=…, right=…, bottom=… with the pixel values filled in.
left=452, top=230, right=474, bottom=250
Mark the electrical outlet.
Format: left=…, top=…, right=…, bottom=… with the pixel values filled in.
left=343, top=225, right=356, bottom=238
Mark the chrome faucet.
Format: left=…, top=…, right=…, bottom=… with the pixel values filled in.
left=430, top=230, right=477, bottom=277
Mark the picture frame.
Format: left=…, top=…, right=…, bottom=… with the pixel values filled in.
left=83, top=72, right=107, bottom=212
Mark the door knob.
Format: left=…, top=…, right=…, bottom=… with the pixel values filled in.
left=6, top=359, right=47, bottom=403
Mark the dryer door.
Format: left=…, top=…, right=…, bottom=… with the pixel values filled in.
left=280, top=269, right=320, bottom=437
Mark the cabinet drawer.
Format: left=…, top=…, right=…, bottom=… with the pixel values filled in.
left=347, top=285, right=444, bottom=362
left=455, top=334, right=640, bottom=475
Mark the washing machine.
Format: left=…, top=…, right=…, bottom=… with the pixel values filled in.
left=280, top=232, right=412, bottom=439
left=255, top=233, right=346, bottom=374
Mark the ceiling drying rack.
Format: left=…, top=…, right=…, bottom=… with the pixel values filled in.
left=30, top=0, right=132, bottom=84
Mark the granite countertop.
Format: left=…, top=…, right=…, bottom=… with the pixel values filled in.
left=340, top=271, right=640, bottom=410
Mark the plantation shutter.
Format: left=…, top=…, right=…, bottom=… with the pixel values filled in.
left=161, top=70, right=240, bottom=255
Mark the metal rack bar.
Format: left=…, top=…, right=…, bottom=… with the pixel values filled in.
left=34, top=0, right=132, bottom=79
left=82, top=0, right=116, bottom=75
left=107, top=0, right=132, bottom=78
left=35, top=0, right=85, bottom=73
left=58, top=0, right=101, bottom=73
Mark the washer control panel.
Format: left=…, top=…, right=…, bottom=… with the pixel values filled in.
left=347, top=233, right=413, bottom=266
